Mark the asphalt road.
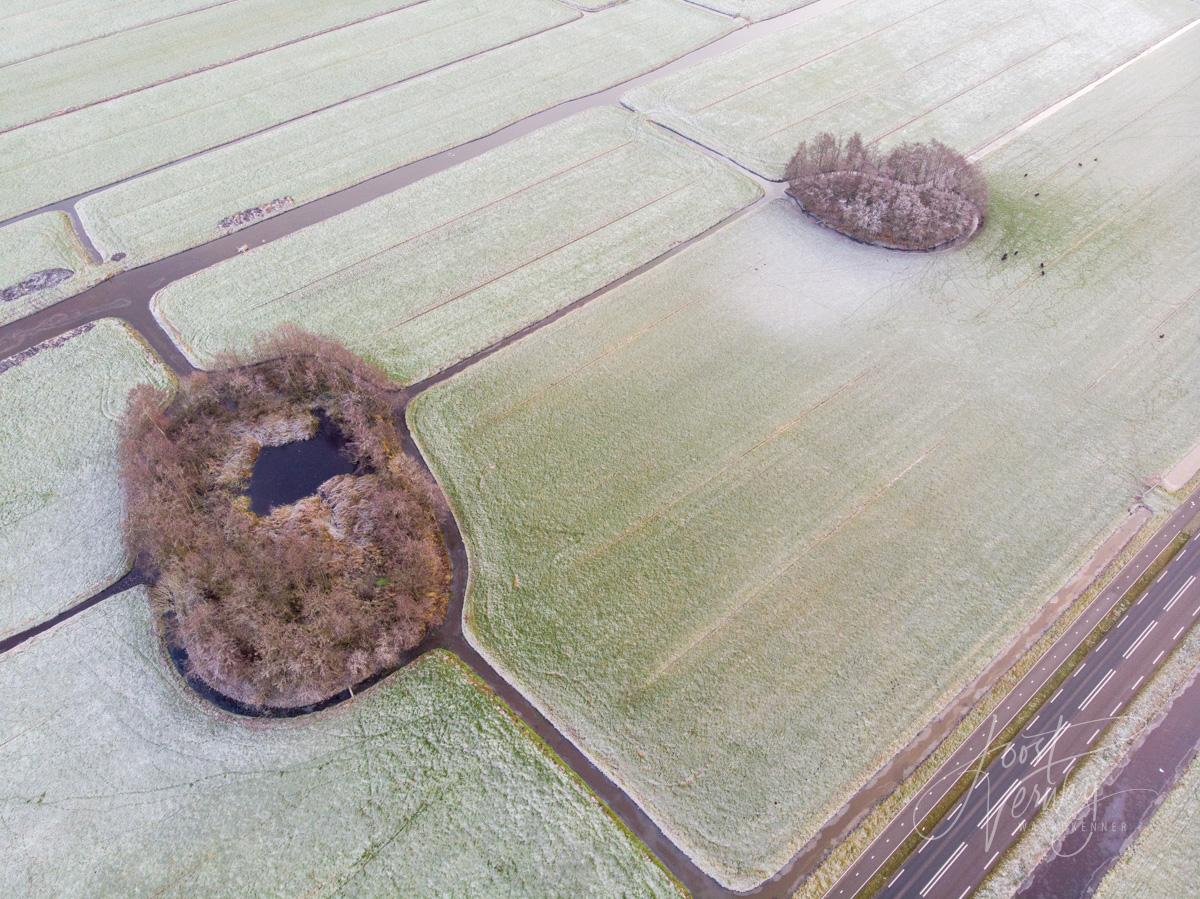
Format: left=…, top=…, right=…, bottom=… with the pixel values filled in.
left=875, top=528, right=1200, bottom=899
left=825, top=486, right=1200, bottom=899
left=1016, top=655, right=1200, bottom=899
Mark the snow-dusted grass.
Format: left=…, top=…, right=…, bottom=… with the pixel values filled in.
left=70, top=0, right=735, bottom=267
left=0, top=212, right=115, bottom=326
left=1094, top=739, right=1200, bottom=899
left=0, top=320, right=172, bottom=640
left=0, top=0, right=426, bottom=131
left=0, top=0, right=222, bottom=67
left=624, top=0, right=1198, bottom=179
left=684, top=0, right=818, bottom=21
left=410, top=31, right=1200, bottom=888
left=152, top=108, right=760, bottom=384
left=0, top=589, right=683, bottom=898
left=1, top=0, right=575, bottom=220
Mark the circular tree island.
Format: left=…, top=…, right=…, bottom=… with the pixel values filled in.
left=785, top=132, right=987, bottom=251
left=119, top=329, right=450, bottom=710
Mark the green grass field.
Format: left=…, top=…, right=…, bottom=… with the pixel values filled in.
left=410, top=30, right=1200, bottom=888
left=0, top=0, right=221, bottom=67
left=0, top=588, right=683, bottom=898
left=1, top=0, right=574, bottom=221
left=152, top=107, right=760, bottom=383
left=688, top=0, right=818, bottom=21
left=0, top=320, right=172, bottom=640
left=0, top=212, right=115, bottom=326
left=0, top=0, right=428, bottom=132
left=624, top=0, right=1198, bottom=179
left=67, top=0, right=733, bottom=266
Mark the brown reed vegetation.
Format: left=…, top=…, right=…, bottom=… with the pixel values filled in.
left=119, top=328, right=450, bottom=708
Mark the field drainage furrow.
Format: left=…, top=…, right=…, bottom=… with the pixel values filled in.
left=0, top=0, right=453, bottom=136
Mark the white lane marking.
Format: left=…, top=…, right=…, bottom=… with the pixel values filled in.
left=987, top=851, right=1000, bottom=869
left=1131, top=675, right=1145, bottom=691
left=887, top=868, right=905, bottom=888
left=1097, top=638, right=1108, bottom=651
left=1163, top=576, right=1196, bottom=612
left=1064, top=760, right=1076, bottom=777
left=957, top=888, right=972, bottom=899
left=1080, top=669, right=1116, bottom=710
left=920, top=841, right=968, bottom=897
left=1050, top=687, right=1064, bottom=704
left=917, top=836, right=931, bottom=854
left=1111, top=702, right=1123, bottom=718
left=1175, top=625, right=1187, bottom=640
left=1117, top=616, right=1128, bottom=629
left=979, top=781, right=1022, bottom=829
left=1012, top=819, right=1027, bottom=836
left=1071, top=662, right=1087, bottom=680
left=1088, top=729, right=1102, bottom=745
left=1032, top=722, right=1069, bottom=766
left=1122, top=621, right=1157, bottom=658
left=1154, top=650, right=1166, bottom=665
left=1158, top=570, right=1169, bottom=583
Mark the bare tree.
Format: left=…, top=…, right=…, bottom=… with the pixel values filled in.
left=785, top=132, right=987, bottom=250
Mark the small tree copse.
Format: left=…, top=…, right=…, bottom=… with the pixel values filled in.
left=119, top=328, right=450, bottom=709
left=785, top=132, right=987, bottom=250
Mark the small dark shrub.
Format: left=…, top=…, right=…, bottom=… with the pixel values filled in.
left=785, top=132, right=987, bottom=250
left=119, top=328, right=450, bottom=708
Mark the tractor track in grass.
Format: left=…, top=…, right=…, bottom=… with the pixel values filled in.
left=2, top=3, right=1199, bottom=896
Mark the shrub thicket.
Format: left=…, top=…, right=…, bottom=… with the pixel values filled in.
left=120, top=328, right=450, bottom=708
left=785, top=132, right=987, bottom=250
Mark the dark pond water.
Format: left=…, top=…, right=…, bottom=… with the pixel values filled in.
left=247, top=411, right=355, bottom=515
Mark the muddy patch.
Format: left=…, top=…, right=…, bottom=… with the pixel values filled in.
left=218, top=197, right=295, bottom=232
left=0, top=321, right=93, bottom=374
left=1, top=267, right=74, bottom=304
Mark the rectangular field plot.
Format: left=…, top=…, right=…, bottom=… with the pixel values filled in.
left=0, top=0, right=429, bottom=131
left=624, top=0, right=1198, bottom=179
left=71, top=0, right=735, bottom=268
left=1, top=0, right=575, bottom=220
left=0, top=590, right=682, bottom=898
left=152, top=108, right=760, bottom=384
left=410, top=31, right=1200, bottom=888
left=0, top=213, right=115, bottom=327
left=0, top=320, right=172, bottom=640
left=0, top=0, right=223, bottom=67
left=687, top=0, right=819, bottom=21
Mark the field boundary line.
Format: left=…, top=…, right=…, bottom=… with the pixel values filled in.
left=970, top=16, right=1200, bottom=161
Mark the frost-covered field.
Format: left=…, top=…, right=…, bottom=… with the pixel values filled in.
left=153, top=108, right=760, bottom=383
left=624, top=0, right=1198, bottom=179
left=0, top=0, right=221, bottom=67
left=1094, top=745, right=1200, bottom=899
left=0, top=213, right=114, bottom=327
left=410, top=30, right=1200, bottom=888
left=1, top=0, right=574, bottom=220
left=0, top=320, right=172, bottom=639
left=686, top=0, right=818, bottom=21
left=0, top=0, right=427, bottom=131
left=69, top=0, right=734, bottom=268
left=0, top=589, right=682, bottom=898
